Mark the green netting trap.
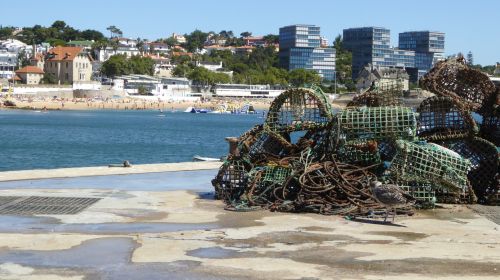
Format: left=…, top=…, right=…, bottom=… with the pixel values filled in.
left=265, top=88, right=333, bottom=133
left=399, top=181, right=436, bottom=208
left=336, top=107, right=417, bottom=141
left=262, top=165, right=292, bottom=184
left=388, top=140, right=472, bottom=191
left=336, top=139, right=382, bottom=166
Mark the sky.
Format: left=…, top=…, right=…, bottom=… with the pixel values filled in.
left=2, top=0, right=498, bottom=65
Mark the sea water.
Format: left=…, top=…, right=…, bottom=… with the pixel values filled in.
left=0, top=109, right=261, bottom=171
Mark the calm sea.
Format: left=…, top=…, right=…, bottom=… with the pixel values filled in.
left=0, top=109, right=262, bottom=171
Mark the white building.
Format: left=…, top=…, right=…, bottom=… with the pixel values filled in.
left=94, top=46, right=140, bottom=62
left=196, top=61, right=223, bottom=71
left=0, top=50, right=18, bottom=79
left=172, top=33, right=186, bottom=44
left=115, top=37, right=137, bottom=47
left=0, top=39, right=27, bottom=53
left=146, top=42, right=170, bottom=54
left=494, top=62, right=500, bottom=76
left=320, top=36, right=329, bottom=47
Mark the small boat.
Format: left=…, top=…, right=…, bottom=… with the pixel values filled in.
left=193, top=155, right=220, bottom=162
left=189, top=107, right=210, bottom=113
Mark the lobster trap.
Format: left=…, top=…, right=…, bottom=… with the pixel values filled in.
left=417, top=96, right=478, bottom=141
left=336, top=107, right=417, bottom=141
left=265, top=88, right=333, bottom=133
left=436, top=137, right=499, bottom=203
left=419, top=57, right=496, bottom=111
left=479, top=107, right=500, bottom=147
left=399, top=182, right=436, bottom=208
left=212, top=159, right=252, bottom=203
left=247, top=131, right=289, bottom=163
left=388, top=140, right=472, bottom=191
left=336, top=139, right=382, bottom=166
left=347, top=83, right=404, bottom=107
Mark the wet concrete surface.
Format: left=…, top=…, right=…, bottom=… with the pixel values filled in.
left=0, top=215, right=218, bottom=234
left=0, top=170, right=498, bottom=279
left=0, top=238, right=250, bottom=280
left=0, top=169, right=217, bottom=191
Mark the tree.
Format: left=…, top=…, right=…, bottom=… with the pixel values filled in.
left=137, top=85, right=149, bottom=95
left=333, top=35, right=343, bottom=52
left=91, top=39, right=108, bottom=59
left=129, top=55, right=155, bottom=75
left=41, top=73, right=57, bottom=84
left=240, top=31, right=252, bottom=38
left=100, top=54, right=131, bottom=77
left=0, top=27, right=14, bottom=40
left=136, top=38, right=146, bottom=54
left=51, top=20, right=67, bottom=30
left=81, top=29, right=105, bottom=41
left=187, top=67, right=230, bottom=85
left=17, top=49, right=30, bottom=68
left=332, top=34, right=353, bottom=84
left=47, top=38, right=66, bottom=46
left=288, top=69, right=321, bottom=87
left=106, top=25, right=122, bottom=38
left=263, top=34, right=279, bottom=45
left=172, top=64, right=192, bottom=77
left=466, top=51, right=474, bottom=66
left=164, top=37, right=178, bottom=47
left=183, top=30, right=208, bottom=52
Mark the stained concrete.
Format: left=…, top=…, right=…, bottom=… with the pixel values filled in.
left=0, top=168, right=498, bottom=279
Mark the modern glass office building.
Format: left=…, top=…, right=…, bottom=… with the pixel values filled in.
left=343, top=27, right=416, bottom=80
left=279, top=24, right=336, bottom=81
left=399, top=31, right=445, bottom=81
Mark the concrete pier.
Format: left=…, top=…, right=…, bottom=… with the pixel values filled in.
left=0, top=163, right=498, bottom=280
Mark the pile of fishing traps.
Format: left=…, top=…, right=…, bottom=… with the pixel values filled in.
left=212, top=57, right=500, bottom=216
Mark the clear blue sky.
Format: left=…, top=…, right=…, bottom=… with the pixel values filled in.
left=2, top=0, right=498, bottom=65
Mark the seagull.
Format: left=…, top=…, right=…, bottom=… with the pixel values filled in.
left=370, top=181, right=416, bottom=222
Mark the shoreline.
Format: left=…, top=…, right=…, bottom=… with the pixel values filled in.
left=0, top=161, right=222, bottom=182
left=0, top=97, right=275, bottom=111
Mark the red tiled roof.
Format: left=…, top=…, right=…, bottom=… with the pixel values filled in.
left=171, top=52, right=193, bottom=57
left=15, top=66, right=44, bottom=74
left=46, top=47, right=86, bottom=61
left=30, top=53, right=44, bottom=61
left=9, top=75, right=22, bottom=81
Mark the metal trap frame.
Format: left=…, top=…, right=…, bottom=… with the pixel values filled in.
left=417, top=96, right=478, bottom=141
left=265, top=88, right=333, bottom=133
left=388, top=140, right=472, bottom=191
left=336, top=106, right=417, bottom=141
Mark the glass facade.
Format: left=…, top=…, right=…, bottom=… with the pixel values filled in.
left=279, top=25, right=335, bottom=81
left=343, top=27, right=416, bottom=80
left=399, top=31, right=445, bottom=81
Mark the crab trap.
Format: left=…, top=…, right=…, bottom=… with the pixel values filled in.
left=335, top=107, right=417, bottom=141
left=417, top=96, right=478, bottom=141
left=265, top=88, right=333, bottom=133
left=388, top=140, right=472, bottom=191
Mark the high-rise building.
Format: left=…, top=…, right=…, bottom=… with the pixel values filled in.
left=398, top=31, right=445, bottom=81
left=343, top=27, right=415, bottom=80
left=279, top=24, right=336, bottom=81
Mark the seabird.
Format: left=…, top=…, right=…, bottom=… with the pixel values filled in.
left=370, top=180, right=416, bottom=222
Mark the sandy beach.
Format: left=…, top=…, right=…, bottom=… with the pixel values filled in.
left=0, top=96, right=279, bottom=111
